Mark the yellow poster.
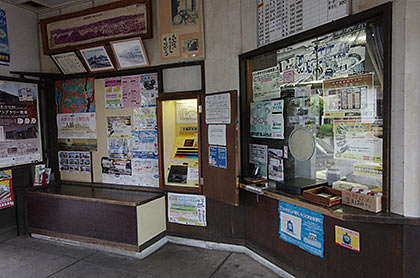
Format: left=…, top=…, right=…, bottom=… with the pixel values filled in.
left=354, top=164, right=382, bottom=177
left=335, top=225, right=360, bottom=252
left=0, top=169, right=13, bottom=209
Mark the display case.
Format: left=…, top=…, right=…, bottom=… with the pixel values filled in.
left=158, top=93, right=201, bottom=191
left=240, top=13, right=390, bottom=209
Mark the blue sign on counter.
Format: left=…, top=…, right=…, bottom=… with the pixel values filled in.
left=278, top=200, right=324, bottom=257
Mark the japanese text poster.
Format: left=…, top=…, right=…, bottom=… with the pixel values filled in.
left=279, top=201, right=324, bottom=257
left=0, top=81, right=42, bottom=167
left=250, top=100, right=284, bottom=139
left=0, top=169, right=13, bottom=209
left=168, top=193, right=206, bottom=226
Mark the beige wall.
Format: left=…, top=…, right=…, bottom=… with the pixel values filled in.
left=0, top=1, right=40, bottom=77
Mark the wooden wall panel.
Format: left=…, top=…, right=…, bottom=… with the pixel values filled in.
left=242, top=191, right=322, bottom=278
left=166, top=196, right=244, bottom=243
left=403, top=225, right=420, bottom=278
left=324, top=218, right=403, bottom=278
left=242, top=190, right=404, bottom=278
left=26, top=193, right=138, bottom=245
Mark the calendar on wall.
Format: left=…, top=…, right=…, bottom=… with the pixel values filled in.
left=257, top=0, right=350, bottom=47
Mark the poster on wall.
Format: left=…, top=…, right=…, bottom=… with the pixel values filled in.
left=168, top=193, right=206, bottom=227
left=278, top=200, right=324, bottom=258
left=132, top=158, right=159, bottom=187
left=133, top=107, right=157, bottom=131
left=0, top=9, right=10, bottom=66
left=205, top=93, right=231, bottom=124
left=57, top=113, right=96, bottom=139
left=105, top=73, right=158, bottom=109
left=250, top=100, right=284, bottom=139
left=122, top=75, right=142, bottom=108
left=158, top=0, right=204, bottom=62
left=107, top=116, right=132, bottom=137
left=252, top=66, right=281, bottom=101
left=209, top=146, right=227, bottom=168
left=333, top=120, right=382, bottom=163
left=140, top=73, right=158, bottom=107
left=104, top=77, right=123, bottom=109
left=101, top=157, right=133, bottom=184
left=0, top=169, right=13, bottom=209
left=323, top=73, right=375, bottom=119
left=108, top=137, right=131, bottom=159
left=335, top=225, right=360, bottom=252
left=0, top=81, right=42, bottom=167
left=58, top=151, right=91, bottom=172
left=131, top=130, right=158, bottom=159
left=55, top=78, right=95, bottom=113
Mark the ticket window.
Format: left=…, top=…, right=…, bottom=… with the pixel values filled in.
left=161, top=98, right=200, bottom=188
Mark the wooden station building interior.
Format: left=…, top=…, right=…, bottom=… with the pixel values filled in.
left=0, top=0, right=419, bottom=277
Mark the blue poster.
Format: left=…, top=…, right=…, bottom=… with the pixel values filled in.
left=209, top=146, right=227, bottom=168
left=0, top=9, right=9, bottom=66
left=278, top=200, right=324, bottom=258
left=131, top=131, right=158, bottom=159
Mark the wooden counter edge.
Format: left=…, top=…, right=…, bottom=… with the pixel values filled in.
left=27, top=191, right=139, bottom=207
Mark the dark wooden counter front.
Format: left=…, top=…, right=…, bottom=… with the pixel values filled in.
left=27, top=184, right=165, bottom=250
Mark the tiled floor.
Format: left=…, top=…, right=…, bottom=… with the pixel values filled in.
left=0, top=228, right=281, bottom=278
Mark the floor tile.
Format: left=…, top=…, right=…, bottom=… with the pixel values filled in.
left=0, top=243, right=76, bottom=278
left=0, top=227, right=17, bottom=243
left=211, top=253, right=280, bottom=278
left=141, top=243, right=231, bottom=278
left=5, top=236, right=97, bottom=260
left=83, top=250, right=148, bottom=274
left=49, top=260, right=151, bottom=278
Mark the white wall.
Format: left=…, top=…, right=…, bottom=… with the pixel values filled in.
left=0, top=1, right=40, bottom=77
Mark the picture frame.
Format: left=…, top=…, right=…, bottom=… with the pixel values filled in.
left=78, top=46, right=115, bottom=73
left=158, top=0, right=204, bottom=62
left=40, top=0, right=152, bottom=54
left=110, top=37, right=149, bottom=70
left=50, top=51, right=87, bottom=75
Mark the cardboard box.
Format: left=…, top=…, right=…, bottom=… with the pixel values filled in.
left=342, top=189, right=382, bottom=213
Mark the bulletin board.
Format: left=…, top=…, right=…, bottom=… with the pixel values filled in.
left=58, top=73, right=160, bottom=188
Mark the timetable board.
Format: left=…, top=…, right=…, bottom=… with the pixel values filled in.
left=257, top=0, right=350, bottom=47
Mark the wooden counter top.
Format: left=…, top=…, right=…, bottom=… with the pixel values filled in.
left=240, top=183, right=418, bottom=225
left=28, top=184, right=164, bottom=207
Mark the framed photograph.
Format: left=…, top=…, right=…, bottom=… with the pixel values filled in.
left=40, top=0, right=152, bottom=54
left=158, top=0, right=204, bottom=62
left=51, top=52, right=87, bottom=74
left=110, top=37, right=149, bottom=69
left=79, top=46, right=115, bottom=73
